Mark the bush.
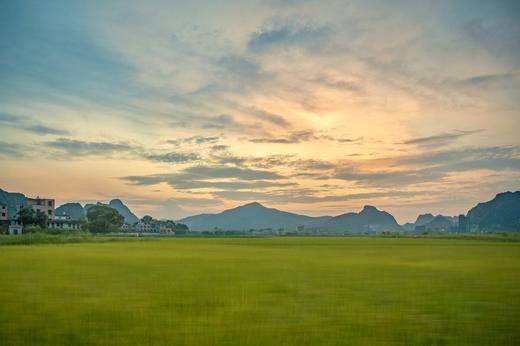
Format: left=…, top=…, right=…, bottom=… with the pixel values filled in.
left=86, top=205, right=124, bottom=233
left=23, top=225, right=44, bottom=234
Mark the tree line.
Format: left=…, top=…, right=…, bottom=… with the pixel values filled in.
left=8, top=205, right=188, bottom=234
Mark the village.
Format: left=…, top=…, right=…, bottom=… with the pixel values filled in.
left=0, top=193, right=179, bottom=235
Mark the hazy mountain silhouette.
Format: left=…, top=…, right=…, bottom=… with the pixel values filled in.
left=414, top=213, right=435, bottom=226
left=467, top=191, right=520, bottom=231
left=422, top=215, right=455, bottom=231
left=324, top=205, right=402, bottom=233
left=83, top=199, right=139, bottom=224
left=179, top=202, right=330, bottom=231
left=0, top=188, right=28, bottom=220
left=108, top=199, right=139, bottom=224
left=55, top=203, right=85, bottom=220
left=4, top=186, right=520, bottom=232
left=180, top=203, right=401, bottom=233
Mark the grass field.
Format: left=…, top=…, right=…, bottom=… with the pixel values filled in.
left=1, top=237, right=519, bottom=345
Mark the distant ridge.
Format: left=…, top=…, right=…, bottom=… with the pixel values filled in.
left=55, top=203, right=85, bottom=220
left=324, top=205, right=402, bottom=233
left=3, top=187, right=520, bottom=232
left=179, top=202, right=329, bottom=231
left=59, top=199, right=139, bottom=224
left=179, top=202, right=401, bottom=233
left=467, top=191, right=520, bottom=231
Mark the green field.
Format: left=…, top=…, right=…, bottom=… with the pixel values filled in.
left=1, top=237, right=519, bottom=345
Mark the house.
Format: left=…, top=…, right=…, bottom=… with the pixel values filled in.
left=155, top=224, right=174, bottom=234
left=27, top=196, right=55, bottom=219
left=48, top=219, right=82, bottom=230
left=8, top=223, right=23, bottom=235
left=134, top=221, right=153, bottom=233
left=119, top=223, right=132, bottom=232
left=0, top=204, right=8, bottom=223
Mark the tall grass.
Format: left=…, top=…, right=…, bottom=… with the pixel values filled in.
left=1, top=237, right=519, bottom=345
left=0, top=232, right=152, bottom=245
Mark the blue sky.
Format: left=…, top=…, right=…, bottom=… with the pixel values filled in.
left=1, top=0, right=519, bottom=221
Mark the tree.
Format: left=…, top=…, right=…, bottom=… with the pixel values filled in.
left=86, top=205, right=124, bottom=233
left=18, top=208, right=34, bottom=226
left=174, top=223, right=189, bottom=234
left=17, top=208, right=48, bottom=228
left=141, top=215, right=153, bottom=223
left=33, top=210, right=49, bottom=228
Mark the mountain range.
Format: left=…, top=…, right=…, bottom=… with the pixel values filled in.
left=56, top=199, right=139, bottom=224
left=179, top=203, right=401, bottom=233
left=467, top=191, right=520, bottom=231
left=2, top=188, right=519, bottom=232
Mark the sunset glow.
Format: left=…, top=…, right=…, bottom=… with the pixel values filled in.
left=1, top=0, right=519, bottom=222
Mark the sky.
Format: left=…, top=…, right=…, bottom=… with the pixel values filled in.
left=0, top=0, right=519, bottom=223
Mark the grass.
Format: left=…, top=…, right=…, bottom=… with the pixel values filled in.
left=0, top=232, right=147, bottom=246
left=1, top=237, right=519, bottom=345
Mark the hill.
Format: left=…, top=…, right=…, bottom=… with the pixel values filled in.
left=467, top=191, right=520, bottom=231
left=55, top=203, right=85, bottom=220
left=422, top=215, right=455, bottom=231
left=325, top=205, right=402, bottom=233
left=72, top=199, right=139, bottom=224
left=179, top=202, right=330, bottom=231
left=0, top=189, right=28, bottom=220
left=415, top=213, right=435, bottom=226
left=108, top=199, right=139, bottom=224
left=180, top=203, right=401, bottom=233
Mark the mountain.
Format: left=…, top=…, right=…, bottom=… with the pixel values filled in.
left=0, top=188, right=28, bottom=220
left=401, top=222, right=415, bottom=232
left=414, top=213, right=435, bottom=226
left=108, top=199, right=139, bottom=224
left=422, top=215, right=455, bottom=231
left=324, top=205, right=402, bottom=233
left=180, top=203, right=401, bottom=233
left=467, top=191, right=520, bottom=231
left=179, top=202, right=330, bottom=231
left=55, top=203, right=85, bottom=220
left=84, top=199, right=139, bottom=224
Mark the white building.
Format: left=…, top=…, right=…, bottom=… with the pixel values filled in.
left=27, top=196, right=55, bottom=219
left=48, top=218, right=82, bottom=230
left=8, top=224, right=23, bottom=235
left=134, top=221, right=153, bottom=233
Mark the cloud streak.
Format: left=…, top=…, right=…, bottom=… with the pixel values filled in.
left=401, top=130, right=484, bottom=147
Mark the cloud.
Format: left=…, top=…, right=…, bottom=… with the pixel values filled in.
left=184, top=165, right=284, bottom=180
left=167, top=136, right=220, bottom=145
left=0, top=141, right=28, bottom=158
left=216, top=56, right=259, bottom=79
left=401, top=129, right=484, bottom=147
left=144, top=152, right=200, bottom=163
left=249, top=130, right=317, bottom=143
left=0, top=1, right=134, bottom=109
left=335, top=167, right=444, bottom=186
left=0, top=113, right=69, bottom=135
left=459, top=73, right=518, bottom=87
left=336, top=146, right=520, bottom=187
left=43, top=138, right=135, bottom=156
left=121, top=164, right=287, bottom=190
left=399, top=146, right=520, bottom=167
left=22, top=124, right=69, bottom=135
left=202, top=114, right=237, bottom=129
left=212, top=154, right=247, bottom=166
left=249, top=130, right=363, bottom=144
left=210, top=144, right=229, bottom=151
left=212, top=188, right=427, bottom=205
left=248, top=25, right=331, bottom=53
left=245, top=107, right=290, bottom=128
left=122, top=173, right=293, bottom=190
